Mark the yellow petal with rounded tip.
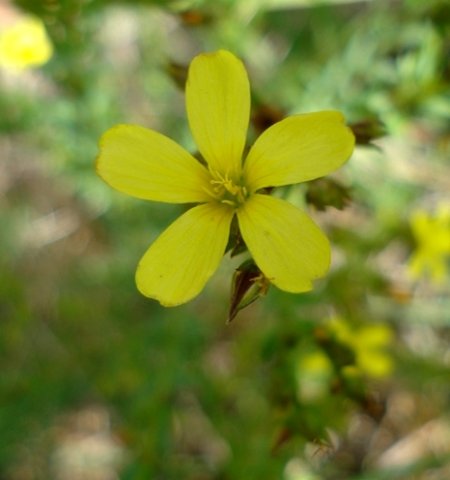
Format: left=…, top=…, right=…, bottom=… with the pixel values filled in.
left=237, top=194, right=330, bottom=292
left=96, top=124, right=212, bottom=204
left=186, top=50, right=250, bottom=178
left=243, top=111, right=355, bottom=192
left=136, top=203, right=234, bottom=306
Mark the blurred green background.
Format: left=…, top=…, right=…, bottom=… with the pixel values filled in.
left=1, top=0, right=449, bottom=478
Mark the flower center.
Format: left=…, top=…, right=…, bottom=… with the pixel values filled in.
left=206, top=170, right=248, bottom=208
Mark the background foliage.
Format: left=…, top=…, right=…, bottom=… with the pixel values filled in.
left=1, top=0, right=449, bottom=479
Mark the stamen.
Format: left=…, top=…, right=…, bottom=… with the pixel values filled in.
left=207, top=169, right=248, bottom=208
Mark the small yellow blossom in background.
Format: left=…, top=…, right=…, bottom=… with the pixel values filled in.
left=297, top=350, right=333, bottom=401
left=96, top=50, right=355, bottom=306
left=0, top=16, right=53, bottom=71
left=328, top=317, right=394, bottom=378
left=296, top=317, right=393, bottom=400
left=408, top=204, right=450, bottom=284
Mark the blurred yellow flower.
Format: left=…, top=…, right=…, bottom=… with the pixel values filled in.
left=96, top=50, right=354, bottom=306
left=297, top=350, right=333, bottom=401
left=408, top=205, right=450, bottom=284
left=0, top=16, right=53, bottom=71
left=328, top=317, right=394, bottom=378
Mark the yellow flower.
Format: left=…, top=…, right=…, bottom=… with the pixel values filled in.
left=328, top=317, right=393, bottom=378
left=297, top=350, right=333, bottom=401
left=0, top=16, right=53, bottom=71
left=408, top=205, right=450, bottom=284
left=96, top=50, right=354, bottom=306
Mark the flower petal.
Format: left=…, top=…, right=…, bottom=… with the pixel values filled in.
left=96, top=124, right=212, bottom=204
left=186, top=50, right=250, bottom=177
left=237, top=194, right=330, bottom=292
left=243, top=111, right=355, bottom=192
left=136, top=203, right=234, bottom=306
